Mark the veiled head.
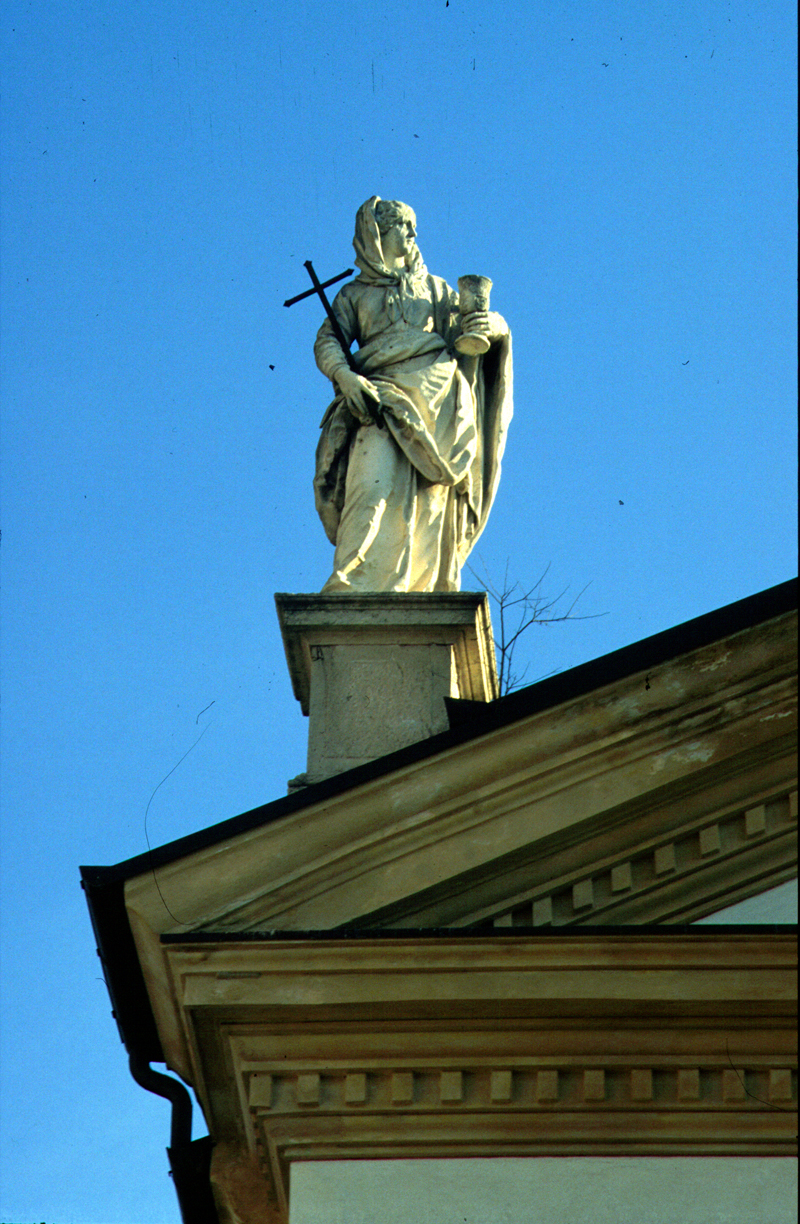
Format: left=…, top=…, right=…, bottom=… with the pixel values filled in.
left=353, top=196, right=423, bottom=281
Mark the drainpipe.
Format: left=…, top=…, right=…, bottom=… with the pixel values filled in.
left=129, top=1052, right=219, bottom=1223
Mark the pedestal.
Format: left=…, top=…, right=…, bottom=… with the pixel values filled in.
left=275, top=593, right=498, bottom=784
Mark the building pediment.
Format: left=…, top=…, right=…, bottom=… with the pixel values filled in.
left=87, top=588, right=792, bottom=1061
left=122, top=595, right=795, bottom=943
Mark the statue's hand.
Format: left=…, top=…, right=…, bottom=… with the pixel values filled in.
left=334, top=369, right=381, bottom=425
left=461, top=310, right=508, bottom=343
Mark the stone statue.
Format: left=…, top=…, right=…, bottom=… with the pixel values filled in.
left=313, top=196, right=513, bottom=593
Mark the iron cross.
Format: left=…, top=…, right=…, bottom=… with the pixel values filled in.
left=284, top=262, right=354, bottom=359
left=284, top=261, right=383, bottom=427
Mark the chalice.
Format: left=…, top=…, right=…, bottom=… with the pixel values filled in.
left=455, top=275, right=493, bottom=355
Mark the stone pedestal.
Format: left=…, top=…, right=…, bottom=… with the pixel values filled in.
left=275, top=593, right=498, bottom=784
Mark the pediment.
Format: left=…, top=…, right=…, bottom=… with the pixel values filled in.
left=123, top=604, right=796, bottom=951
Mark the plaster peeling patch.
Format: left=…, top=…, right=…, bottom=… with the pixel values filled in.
left=698, top=650, right=731, bottom=673
left=651, top=742, right=715, bottom=773
left=683, top=741, right=715, bottom=761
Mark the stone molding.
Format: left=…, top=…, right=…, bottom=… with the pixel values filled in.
left=465, top=787, right=798, bottom=928
left=241, top=1050, right=796, bottom=1122
left=165, top=933, right=796, bottom=1223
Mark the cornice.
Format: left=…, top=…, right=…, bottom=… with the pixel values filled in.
left=165, top=932, right=796, bottom=1224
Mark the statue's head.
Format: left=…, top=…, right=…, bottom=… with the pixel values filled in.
left=353, top=197, right=423, bottom=280
left=374, top=200, right=417, bottom=268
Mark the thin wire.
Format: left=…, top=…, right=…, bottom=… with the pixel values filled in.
left=143, top=720, right=214, bottom=927
left=725, top=1039, right=794, bottom=1112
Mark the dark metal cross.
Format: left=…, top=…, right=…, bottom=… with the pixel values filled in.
left=284, top=261, right=383, bottom=427
left=284, top=261, right=357, bottom=371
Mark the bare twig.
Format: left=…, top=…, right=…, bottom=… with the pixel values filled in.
left=467, top=558, right=606, bottom=695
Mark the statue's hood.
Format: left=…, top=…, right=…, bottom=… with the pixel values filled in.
left=353, top=196, right=427, bottom=288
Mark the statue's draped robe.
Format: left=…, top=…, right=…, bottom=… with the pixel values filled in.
left=313, top=207, right=513, bottom=594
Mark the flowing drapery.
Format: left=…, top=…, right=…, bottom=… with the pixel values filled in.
left=313, top=197, right=513, bottom=593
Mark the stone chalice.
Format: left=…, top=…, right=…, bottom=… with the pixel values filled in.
left=455, top=275, right=493, bottom=355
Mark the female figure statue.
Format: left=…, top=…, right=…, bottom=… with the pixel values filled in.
left=313, top=196, right=513, bottom=593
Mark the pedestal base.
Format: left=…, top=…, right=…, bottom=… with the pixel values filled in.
left=275, top=593, right=498, bottom=784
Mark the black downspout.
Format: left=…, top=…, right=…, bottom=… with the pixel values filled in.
left=129, top=1053, right=219, bottom=1223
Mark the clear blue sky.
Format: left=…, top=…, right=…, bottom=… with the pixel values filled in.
left=1, top=0, right=796, bottom=1219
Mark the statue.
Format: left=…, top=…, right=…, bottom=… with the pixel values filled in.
left=312, top=196, right=513, bottom=593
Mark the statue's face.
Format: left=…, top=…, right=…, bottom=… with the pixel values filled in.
left=382, top=213, right=417, bottom=264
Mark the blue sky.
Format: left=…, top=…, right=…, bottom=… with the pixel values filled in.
left=1, top=0, right=796, bottom=1219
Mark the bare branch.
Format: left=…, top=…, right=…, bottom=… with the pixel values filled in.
left=466, top=558, right=607, bottom=696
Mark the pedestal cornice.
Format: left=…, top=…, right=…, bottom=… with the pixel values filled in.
left=274, top=591, right=498, bottom=714
left=275, top=591, right=499, bottom=782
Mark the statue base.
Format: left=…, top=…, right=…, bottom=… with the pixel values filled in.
left=275, top=593, right=498, bottom=785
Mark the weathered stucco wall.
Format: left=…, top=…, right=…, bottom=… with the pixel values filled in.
left=291, top=1157, right=797, bottom=1223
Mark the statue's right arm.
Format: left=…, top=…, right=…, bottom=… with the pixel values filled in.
left=313, top=287, right=381, bottom=425
left=313, top=288, right=358, bottom=383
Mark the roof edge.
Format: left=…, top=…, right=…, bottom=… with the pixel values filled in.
left=80, top=868, right=164, bottom=1061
